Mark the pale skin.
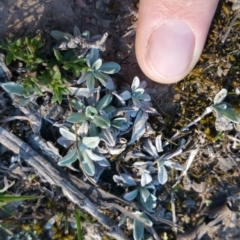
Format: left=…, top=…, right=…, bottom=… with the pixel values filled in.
left=135, top=0, right=220, bottom=84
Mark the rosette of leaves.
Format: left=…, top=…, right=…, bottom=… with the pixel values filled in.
left=115, top=76, right=158, bottom=145
left=183, top=88, right=240, bottom=132
left=67, top=94, right=128, bottom=147
left=77, top=48, right=120, bottom=90
left=119, top=76, right=152, bottom=110
left=210, top=88, right=240, bottom=130
left=133, top=137, right=184, bottom=185
left=58, top=128, right=110, bottom=178
left=113, top=173, right=157, bottom=212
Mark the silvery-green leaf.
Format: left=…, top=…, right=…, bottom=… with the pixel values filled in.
left=86, top=72, right=95, bottom=90
left=131, top=76, right=140, bottom=92
left=133, top=212, right=152, bottom=227
left=77, top=72, right=88, bottom=84
left=95, top=158, right=110, bottom=167
left=128, top=110, right=148, bottom=145
left=89, top=122, right=99, bottom=137
left=50, top=30, right=73, bottom=41
left=78, top=142, right=87, bottom=152
left=99, top=129, right=115, bottom=147
left=120, top=173, right=137, bottom=186
left=123, top=189, right=138, bottom=201
left=114, top=107, right=137, bottom=114
left=140, top=194, right=156, bottom=212
left=92, top=58, right=102, bottom=70
left=113, top=175, right=123, bottom=185
left=93, top=71, right=109, bottom=86
left=111, top=117, right=127, bottom=130
left=82, top=159, right=95, bottom=176
left=139, top=81, right=147, bottom=89
left=85, top=149, right=105, bottom=161
left=133, top=219, right=144, bottom=240
left=85, top=106, right=98, bottom=119
left=59, top=128, right=76, bottom=141
left=213, top=88, right=227, bottom=105
left=82, top=136, right=100, bottom=148
left=158, top=165, right=168, bottom=185
left=99, top=61, right=121, bottom=74
left=161, top=142, right=184, bottom=160
left=141, top=172, right=152, bottom=187
left=73, top=25, right=81, bottom=37
left=155, top=135, right=163, bottom=152
left=143, top=138, right=158, bottom=158
left=140, top=102, right=157, bottom=113
left=67, top=113, right=88, bottom=123
left=2, top=82, right=27, bottom=96
left=100, top=105, right=116, bottom=116
left=133, top=88, right=144, bottom=98
left=140, top=188, right=150, bottom=202
left=58, top=149, right=78, bottom=166
left=119, top=90, right=131, bottom=101
left=69, top=86, right=99, bottom=98
left=105, top=76, right=114, bottom=90
left=132, top=97, right=141, bottom=109
left=92, top=115, right=110, bottom=129
left=138, top=93, right=151, bottom=101
left=212, top=104, right=240, bottom=123
left=96, top=94, right=113, bottom=111
left=87, top=48, right=99, bottom=66
left=112, top=91, right=126, bottom=106
left=57, top=136, right=74, bottom=148
left=71, top=99, right=86, bottom=111
left=118, top=214, right=127, bottom=227
left=93, top=163, right=105, bottom=183
left=18, top=97, right=31, bottom=106
left=78, top=120, right=89, bottom=137
left=145, top=183, right=156, bottom=191
left=164, top=160, right=183, bottom=171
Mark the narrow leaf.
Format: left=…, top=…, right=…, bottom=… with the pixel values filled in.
left=85, top=149, right=105, bottom=161
left=92, top=115, right=110, bottom=129
left=95, top=94, right=112, bottom=111
left=74, top=208, right=83, bottom=240
left=131, top=76, right=140, bottom=91
left=58, top=149, right=78, bottom=166
left=158, top=165, right=168, bottom=185
left=133, top=219, right=144, bottom=240
left=82, top=136, right=100, bottom=148
left=128, top=110, right=148, bottom=145
left=59, top=128, right=77, bottom=141
left=123, top=189, right=138, bottom=201
left=2, top=82, right=27, bottom=96
left=99, top=62, right=121, bottom=74
left=67, top=113, right=88, bottom=123
left=92, top=58, right=102, bottom=70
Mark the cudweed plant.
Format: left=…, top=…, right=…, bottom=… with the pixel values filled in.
left=1, top=25, right=240, bottom=240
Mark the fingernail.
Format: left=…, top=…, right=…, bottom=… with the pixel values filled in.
left=147, top=20, right=195, bottom=79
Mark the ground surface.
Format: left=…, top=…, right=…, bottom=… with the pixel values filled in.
left=0, top=0, right=240, bottom=240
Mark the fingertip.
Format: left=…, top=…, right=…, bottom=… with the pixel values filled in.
left=135, top=0, right=219, bottom=84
